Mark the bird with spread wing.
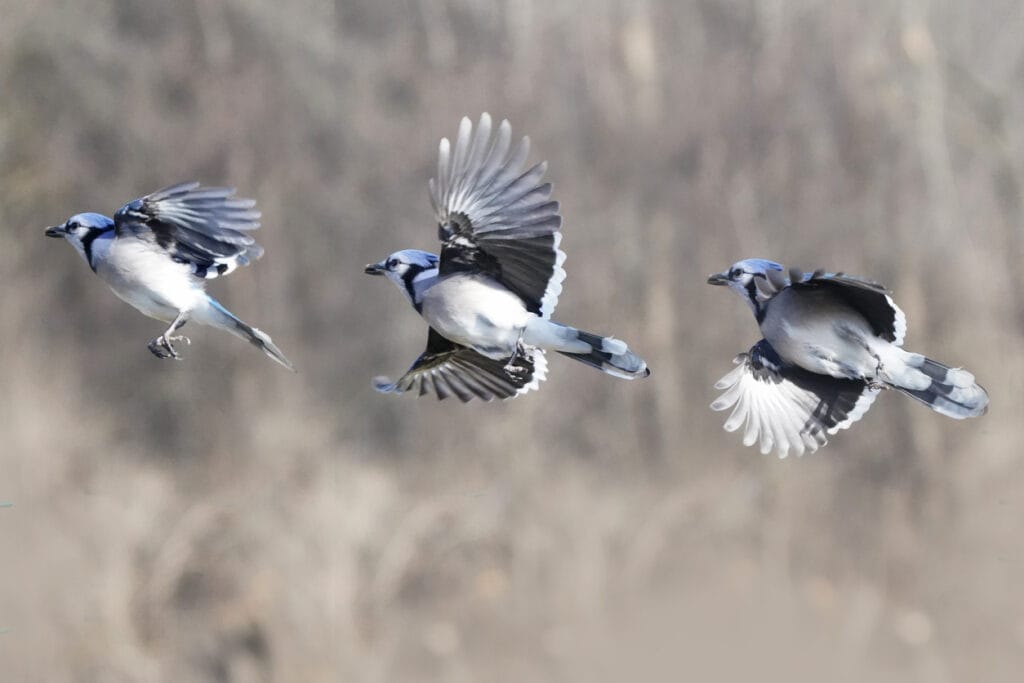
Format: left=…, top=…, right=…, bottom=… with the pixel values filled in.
left=46, top=182, right=293, bottom=370
left=365, top=114, right=650, bottom=401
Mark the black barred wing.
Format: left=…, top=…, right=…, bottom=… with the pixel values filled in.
left=430, top=114, right=565, bottom=319
left=114, top=182, right=263, bottom=279
left=711, top=340, right=879, bottom=458
left=373, top=329, right=547, bottom=402
left=781, top=268, right=907, bottom=345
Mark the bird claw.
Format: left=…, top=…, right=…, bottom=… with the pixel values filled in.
left=503, top=362, right=527, bottom=377
left=503, top=340, right=530, bottom=376
left=869, top=357, right=886, bottom=389
left=148, top=334, right=188, bottom=360
left=148, top=338, right=174, bottom=359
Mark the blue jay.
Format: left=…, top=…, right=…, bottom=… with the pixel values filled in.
left=707, top=259, right=988, bottom=457
left=46, top=182, right=294, bottom=370
left=365, top=114, right=649, bottom=401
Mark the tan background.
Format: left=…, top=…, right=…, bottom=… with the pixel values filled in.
left=1, top=1, right=1021, bottom=681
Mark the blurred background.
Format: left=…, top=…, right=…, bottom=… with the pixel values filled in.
left=1, top=1, right=1022, bottom=681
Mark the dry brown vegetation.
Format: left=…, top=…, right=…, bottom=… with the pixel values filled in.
left=1, top=1, right=1022, bottom=681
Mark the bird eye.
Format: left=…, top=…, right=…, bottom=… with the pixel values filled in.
left=386, top=258, right=398, bottom=269
left=66, top=221, right=78, bottom=231
left=730, top=268, right=744, bottom=279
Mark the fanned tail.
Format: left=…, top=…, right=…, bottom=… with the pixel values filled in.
left=525, top=319, right=649, bottom=379
left=878, top=349, right=987, bottom=418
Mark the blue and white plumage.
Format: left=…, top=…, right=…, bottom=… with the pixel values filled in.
left=45, top=182, right=293, bottom=370
left=365, top=114, right=649, bottom=402
left=707, top=259, right=988, bottom=457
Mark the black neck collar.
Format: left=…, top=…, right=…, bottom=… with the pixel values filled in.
left=82, top=226, right=114, bottom=272
left=746, top=280, right=766, bottom=323
left=402, top=264, right=426, bottom=312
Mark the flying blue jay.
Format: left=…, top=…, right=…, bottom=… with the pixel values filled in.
left=365, top=114, right=650, bottom=401
left=45, top=182, right=294, bottom=370
left=707, top=259, right=988, bottom=457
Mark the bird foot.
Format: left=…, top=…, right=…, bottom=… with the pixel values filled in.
left=148, top=334, right=190, bottom=360
left=503, top=340, right=530, bottom=376
left=503, top=362, right=527, bottom=377
left=870, top=356, right=887, bottom=388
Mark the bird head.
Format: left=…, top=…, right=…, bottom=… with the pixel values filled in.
left=45, top=212, right=114, bottom=263
left=708, top=258, right=784, bottom=311
left=365, top=249, right=440, bottom=304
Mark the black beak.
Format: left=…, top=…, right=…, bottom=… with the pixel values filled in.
left=364, top=262, right=385, bottom=276
left=45, top=225, right=65, bottom=238
left=707, top=273, right=729, bottom=286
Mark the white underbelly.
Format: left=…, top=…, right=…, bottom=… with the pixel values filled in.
left=420, top=275, right=531, bottom=357
left=96, top=240, right=206, bottom=322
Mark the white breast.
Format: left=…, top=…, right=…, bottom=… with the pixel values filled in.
left=420, top=274, right=532, bottom=357
left=94, top=238, right=207, bottom=322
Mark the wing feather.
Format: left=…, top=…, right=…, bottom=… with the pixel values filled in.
left=113, top=182, right=264, bottom=280
left=431, top=114, right=565, bottom=318
left=786, top=268, right=906, bottom=345
left=373, top=328, right=548, bottom=402
left=711, top=340, right=879, bottom=458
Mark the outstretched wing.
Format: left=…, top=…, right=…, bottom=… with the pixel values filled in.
left=783, top=268, right=906, bottom=345
left=711, top=339, right=879, bottom=458
left=373, top=328, right=547, bottom=402
left=430, top=114, right=565, bottom=319
left=114, top=182, right=263, bottom=279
